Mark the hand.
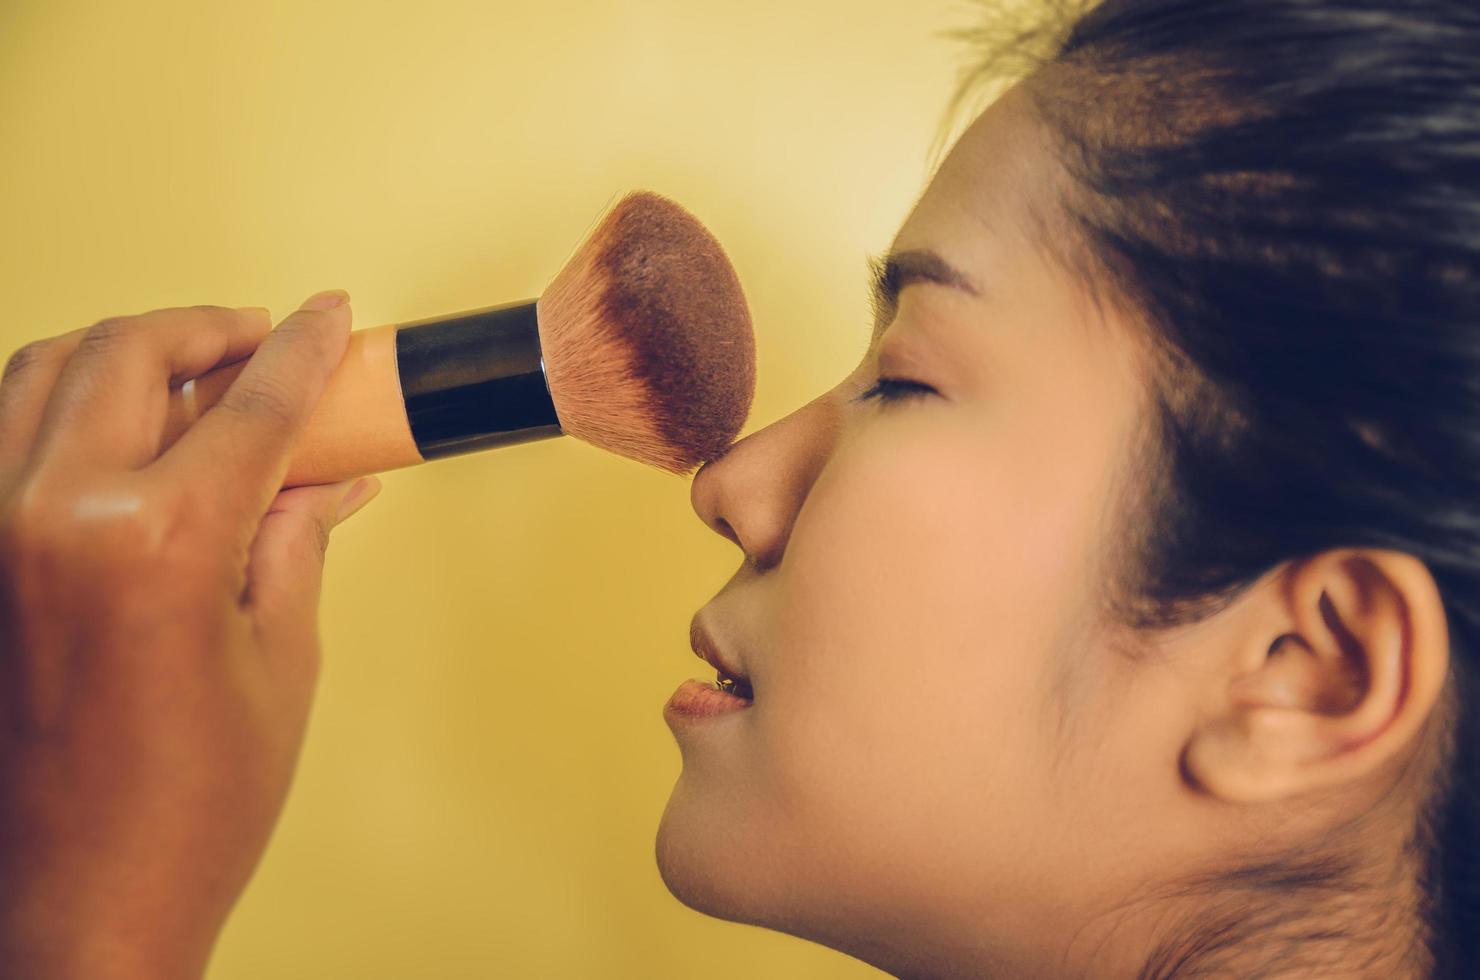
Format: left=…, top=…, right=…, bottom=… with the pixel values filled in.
left=0, top=290, right=382, bottom=980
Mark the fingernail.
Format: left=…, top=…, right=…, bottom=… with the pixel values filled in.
left=336, top=476, right=381, bottom=523
left=235, top=306, right=272, bottom=321
left=301, top=289, right=350, bottom=312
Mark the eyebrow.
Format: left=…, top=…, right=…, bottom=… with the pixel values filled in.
left=867, top=248, right=981, bottom=339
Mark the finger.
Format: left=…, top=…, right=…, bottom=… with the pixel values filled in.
left=29, top=306, right=274, bottom=472
left=156, top=290, right=352, bottom=531
left=245, top=476, right=381, bottom=681
left=0, top=325, right=89, bottom=484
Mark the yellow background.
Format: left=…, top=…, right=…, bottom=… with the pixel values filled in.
left=0, top=1, right=980, bottom=976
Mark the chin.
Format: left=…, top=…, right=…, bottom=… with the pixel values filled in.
left=654, top=776, right=765, bottom=926
left=656, top=778, right=921, bottom=977
left=656, top=788, right=910, bottom=978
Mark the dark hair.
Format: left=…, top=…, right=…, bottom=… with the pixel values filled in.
left=943, top=0, right=1480, bottom=976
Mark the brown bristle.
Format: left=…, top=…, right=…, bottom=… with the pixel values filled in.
left=536, top=191, right=756, bottom=474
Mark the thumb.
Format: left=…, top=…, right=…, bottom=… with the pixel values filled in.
left=246, top=475, right=382, bottom=635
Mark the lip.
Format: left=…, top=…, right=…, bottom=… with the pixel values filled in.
left=664, top=678, right=753, bottom=724
left=689, top=614, right=751, bottom=684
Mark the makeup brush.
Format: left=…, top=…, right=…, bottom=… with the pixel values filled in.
left=159, top=191, right=756, bottom=485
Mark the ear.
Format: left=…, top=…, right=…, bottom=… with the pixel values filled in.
left=1182, top=548, right=1450, bottom=804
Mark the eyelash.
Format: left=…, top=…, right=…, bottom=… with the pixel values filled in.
left=853, top=377, right=937, bottom=405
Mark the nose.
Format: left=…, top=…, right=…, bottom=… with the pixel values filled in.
left=689, top=391, right=842, bottom=571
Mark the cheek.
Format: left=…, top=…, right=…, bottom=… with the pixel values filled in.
left=758, top=412, right=1088, bottom=871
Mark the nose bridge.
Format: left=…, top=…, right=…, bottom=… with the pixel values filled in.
left=690, top=393, right=841, bottom=570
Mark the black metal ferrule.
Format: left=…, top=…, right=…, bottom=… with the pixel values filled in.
left=393, top=299, right=563, bottom=461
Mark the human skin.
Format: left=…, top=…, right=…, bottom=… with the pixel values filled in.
left=0, top=291, right=381, bottom=980
left=659, top=79, right=1452, bottom=979
left=160, top=322, right=422, bottom=487
left=0, top=80, right=1452, bottom=979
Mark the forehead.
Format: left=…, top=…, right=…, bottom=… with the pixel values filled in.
left=886, top=80, right=1125, bottom=352
left=892, top=82, right=1055, bottom=263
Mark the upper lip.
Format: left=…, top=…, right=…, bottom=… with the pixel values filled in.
left=689, top=614, right=750, bottom=683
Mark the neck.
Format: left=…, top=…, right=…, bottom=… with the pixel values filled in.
left=1061, top=858, right=1427, bottom=980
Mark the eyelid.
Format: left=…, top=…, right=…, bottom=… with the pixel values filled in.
left=876, top=341, right=922, bottom=379
left=852, top=376, right=937, bottom=405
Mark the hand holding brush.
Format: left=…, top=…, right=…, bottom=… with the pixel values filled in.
left=0, top=191, right=756, bottom=977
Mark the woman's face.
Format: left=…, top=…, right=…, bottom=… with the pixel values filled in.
left=658, top=83, right=1174, bottom=976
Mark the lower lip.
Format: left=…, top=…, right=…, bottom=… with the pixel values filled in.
left=664, top=678, right=753, bottom=723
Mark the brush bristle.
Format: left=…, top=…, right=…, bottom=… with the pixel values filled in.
left=536, top=191, right=756, bottom=474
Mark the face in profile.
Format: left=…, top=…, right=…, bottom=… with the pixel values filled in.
left=656, top=80, right=1169, bottom=975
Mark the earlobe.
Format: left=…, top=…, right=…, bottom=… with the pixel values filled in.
left=1182, top=549, right=1449, bottom=805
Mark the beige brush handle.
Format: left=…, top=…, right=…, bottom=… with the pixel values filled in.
left=161, top=323, right=425, bottom=487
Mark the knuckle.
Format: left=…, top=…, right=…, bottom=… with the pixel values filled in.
left=0, top=478, right=210, bottom=586
left=0, top=477, right=229, bottom=639
left=188, top=304, right=235, bottom=322
left=274, top=314, right=339, bottom=361
left=219, top=372, right=300, bottom=429
left=152, top=512, right=221, bottom=583
left=77, top=315, right=137, bottom=355
left=137, top=487, right=225, bottom=580
left=3, top=339, right=56, bottom=384
left=305, top=513, right=333, bottom=564
left=2, top=485, right=129, bottom=567
left=0, top=491, right=52, bottom=560
left=1, top=482, right=72, bottom=549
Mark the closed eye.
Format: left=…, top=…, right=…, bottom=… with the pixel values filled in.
left=852, top=377, right=938, bottom=405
